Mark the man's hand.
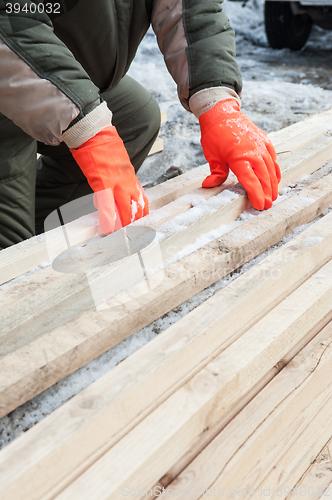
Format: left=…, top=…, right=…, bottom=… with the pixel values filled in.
left=70, top=126, right=149, bottom=235
left=199, top=99, right=281, bottom=210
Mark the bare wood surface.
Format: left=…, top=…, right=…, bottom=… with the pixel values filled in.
left=164, top=323, right=332, bottom=499
left=255, top=406, right=332, bottom=500
left=278, top=134, right=332, bottom=189
left=1, top=217, right=332, bottom=498
left=53, top=261, right=332, bottom=499
left=269, top=107, right=332, bottom=150
left=1, top=171, right=332, bottom=420
left=154, top=311, right=332, bottom=492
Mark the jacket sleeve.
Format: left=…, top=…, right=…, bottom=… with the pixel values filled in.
left=151, top=0, right=242, bottom=111
left=0, top=1, right=103, bottom=146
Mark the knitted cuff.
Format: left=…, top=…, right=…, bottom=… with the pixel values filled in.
left=61, top=101, right=113, bottom=149
left=189, top=87, right=241, bottom=119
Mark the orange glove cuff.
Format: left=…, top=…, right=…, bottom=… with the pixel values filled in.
left=199, top=99, right=240, bottom=136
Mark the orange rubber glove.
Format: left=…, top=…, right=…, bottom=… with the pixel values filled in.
left=70, top=126, right=149, bottom=235
left=199, top=99, right=281, bottom=210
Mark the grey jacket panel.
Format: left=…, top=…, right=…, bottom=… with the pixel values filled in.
left=0, top=38, right=80, bottom=145
left=183, top=0, right=242, bottom=97
left=151, top=0, right=242, bottom=111
left=152, top=0, right=190, bottom=110
left=0, top=0, right=101, bottom=144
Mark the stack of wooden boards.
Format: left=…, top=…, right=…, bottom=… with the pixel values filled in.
left=1, top=109, right=332, bottom=498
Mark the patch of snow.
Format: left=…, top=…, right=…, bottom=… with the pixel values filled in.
left=80, top=213, right=99, bottom=226
left=157, top=189, right=240, bottom=239
left=131, top=200, right=138, bottom=223
left=138, top=190, right=146, bottom=211
left=305, top=237, right=324, bottom=244
left=164, top=219, right=243, bottom=267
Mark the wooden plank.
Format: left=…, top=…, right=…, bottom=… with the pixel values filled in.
left=140, top=178, right=238, bottom=227
left=146, top=163, right=210, bottom=210
left=0, top=110, right=326, bottom=496
left=269, top=107, right=332, bottom=150
left=1, top=171, right=332, bottom=418
left=51, top=260, right=332, bottom=499
left=160, top=110, right=167, bottom=125
left=164, top=323, right=332, bottom=499
left=286, top=440, right=332, bottom=499
left=143, top=132, right=332, bottom=222
left=275, top=126, right=332, bottom=156
left=0, top=215, right=99, bottom=287
left=0, top=163, right=211, bottom=287
left=147, top=137, right=164, bottom=156
left=154, top=314, right=332, bottom=493
left=1, top=133, right=332, bottom=337
left=254, top=409, right=332, bottom=500
left=0, top=167, right=233, bottom=287
left=1, top=110, right=331, bottom=286
left=1, top=219, right=332, bottom=499
left=278, top=135, right=332, bottom=190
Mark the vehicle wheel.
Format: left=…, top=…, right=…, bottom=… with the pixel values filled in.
left=264, top=1, right=312, bottom=50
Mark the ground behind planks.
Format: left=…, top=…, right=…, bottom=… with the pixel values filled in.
left=1, top=110, right=332, bottom=498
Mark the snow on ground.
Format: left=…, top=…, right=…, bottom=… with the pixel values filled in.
left=1, top=0, right=332, bottom=449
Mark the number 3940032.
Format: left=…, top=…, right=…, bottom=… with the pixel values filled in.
left=5, top=3, right=61, bottom=14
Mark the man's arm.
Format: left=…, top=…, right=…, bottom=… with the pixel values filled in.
left=151, top=0, right=242, bottom=110
left=0, top=0, right=106, bottom=145
left=151, top=0, right=280, bottom=211
left=0, top=1, right=148, bottom=233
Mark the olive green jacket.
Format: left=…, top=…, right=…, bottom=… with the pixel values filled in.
left=0, top=0, right=242, bottom=146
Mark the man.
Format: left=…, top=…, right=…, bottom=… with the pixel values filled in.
left=0, top=0, right=280, bottom=250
